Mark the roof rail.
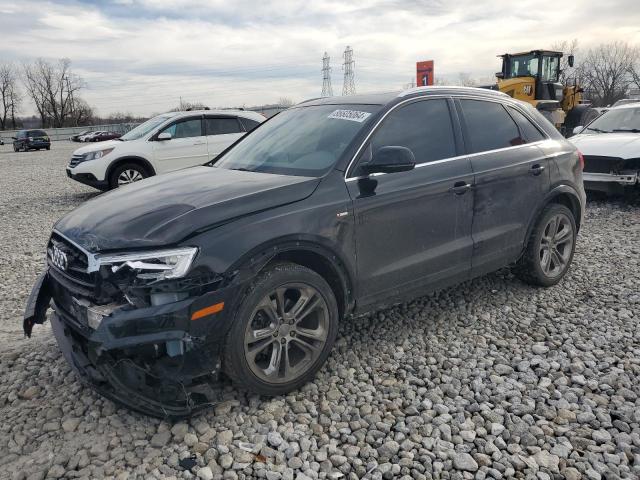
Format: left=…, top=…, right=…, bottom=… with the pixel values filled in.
left=397, top=85, right=509, bottom=98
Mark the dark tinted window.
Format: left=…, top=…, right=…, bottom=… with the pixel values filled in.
left=460, top=100, right=524, bottom=153
left=29, top=130, right=47, bottom=137
left=507, top=106, right=545, bottom=142
left=365, top=99, right=456, bottom=167
left=206, top=117, right=242, bottom=135
left=161, top=118, right=202, bottom=139
left=239, top=117, right=261, bottom=132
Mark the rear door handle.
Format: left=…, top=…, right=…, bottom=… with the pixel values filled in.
left=193, top=141, right=206, bottom=145
left=530, top=164, right=545, bottom=176
left=450, top=181, right=472, bottom=195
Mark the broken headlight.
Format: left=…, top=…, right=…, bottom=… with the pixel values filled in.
left=96, top=247, right=198, bottom=281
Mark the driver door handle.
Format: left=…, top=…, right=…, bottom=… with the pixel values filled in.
left=530, top=164, right=545, bottom=176
left=450, top=181, right=472, bottom=195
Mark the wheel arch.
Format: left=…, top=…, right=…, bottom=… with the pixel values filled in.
left=524, top=185, right=583, bottom=247
left=106, top=156, right=156, bottom=182
left=229, top=239, right=355, bottom=320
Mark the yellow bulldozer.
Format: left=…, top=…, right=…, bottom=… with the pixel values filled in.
left=495, top=49, right=599, bottom=135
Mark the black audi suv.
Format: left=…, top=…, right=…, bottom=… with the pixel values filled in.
left=25, top=87, right=586, bottom=416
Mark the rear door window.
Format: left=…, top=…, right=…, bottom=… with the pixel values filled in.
left=460, top=99, right=524, bottom=153
left=239, top=117, right=261, bottom=132
left=205, top=117, right=242, bottom=135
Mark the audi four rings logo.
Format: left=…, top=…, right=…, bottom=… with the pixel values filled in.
left=51, top=245, right=68, bottom=271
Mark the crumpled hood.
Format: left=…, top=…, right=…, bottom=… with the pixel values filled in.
left=55, top=166, right=320, bottom=252
left=570, top=133, right=640, bottom=159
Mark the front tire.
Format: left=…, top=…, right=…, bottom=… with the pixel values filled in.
left=109, top=163, right=149, bottom=189
left=223, top=262, right=339, bottom=396
left=514, top=204, right=577, bottom=287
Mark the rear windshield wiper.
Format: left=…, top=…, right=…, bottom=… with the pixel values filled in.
left=611, top=128, right=640, bottom=133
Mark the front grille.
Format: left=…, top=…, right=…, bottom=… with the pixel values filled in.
left=47, top=233, right=98, bottom=295
left=69, top=154, right=84, bottom=168
left=583, top=155, right=624, bottom=174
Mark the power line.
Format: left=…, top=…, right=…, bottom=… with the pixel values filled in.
left=321, top=52, right=333, bottom=97
left=342, top=46, right=356, bottom=96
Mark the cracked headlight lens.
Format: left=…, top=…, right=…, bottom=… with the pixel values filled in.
left=96, top=247, right=198, bottom=281
left=83, top=148, right=114, bottom=161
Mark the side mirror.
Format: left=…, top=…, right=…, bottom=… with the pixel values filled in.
left=362, top=146, right=416, bottom=174
left=157, top=132, right=172, bottom=141
left=568, top=54, right=575, bottom=68
left=495, top=72, right=504, bottom=79
left=573, top=126, right=584, bottom=135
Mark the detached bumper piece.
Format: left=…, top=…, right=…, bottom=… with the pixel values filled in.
left=24, top=268, right=240, bottom=418
left=583, top=171, right=638, bottom=185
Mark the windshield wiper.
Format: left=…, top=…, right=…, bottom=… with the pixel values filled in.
left=611, top=128, right=640, bottom=133
left=585, top=127, right=610, bottom=133
left=230, top=167, right=252, bottom=172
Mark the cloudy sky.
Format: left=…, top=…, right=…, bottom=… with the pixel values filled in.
left=1, top=0, right=639, bottom=116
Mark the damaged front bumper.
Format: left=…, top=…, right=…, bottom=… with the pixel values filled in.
left=24, top=268, right=244, bottom=418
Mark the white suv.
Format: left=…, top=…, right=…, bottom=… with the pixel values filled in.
left=66, top=109, right=264, bottom=190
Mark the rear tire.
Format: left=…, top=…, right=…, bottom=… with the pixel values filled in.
left=565, top=105, right=600, bottom=137
left=223, top=262, right=339, bottom=396
left=514, top=204, right=577, bottom=287
left=108, top=162, right=149, bottom=189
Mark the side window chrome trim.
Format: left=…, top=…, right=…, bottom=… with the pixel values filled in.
left=344, top=94, right=550, bottom=180
left=344, top=140, right=548, bottom=183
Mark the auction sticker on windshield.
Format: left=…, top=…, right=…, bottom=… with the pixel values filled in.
left=328, top=109, right=372, bottom=122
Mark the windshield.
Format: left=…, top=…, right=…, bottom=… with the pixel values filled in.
left=585, top=107, right=640, bottom=133
left=120, top=114, right=175, bottom=141
left=508, top=55, right=538, bottom=78
left=215, top=104, right=381, bottom=177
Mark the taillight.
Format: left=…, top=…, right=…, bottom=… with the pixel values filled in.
left=577, top=150, right=584, bottom=170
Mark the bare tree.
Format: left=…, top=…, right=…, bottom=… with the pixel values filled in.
left=277, top=97, right=296, bottom=107
left=0, top=63, right=21, bottom=129
left=457, top=72, right=476, bottom=87
left=577, top=42, right=638, bottom=106
left=23, top=58, right=85, bottom=127
left=68, top=97, right=94, bottom=126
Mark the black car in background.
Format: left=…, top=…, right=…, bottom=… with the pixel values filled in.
left=13, top=129, right=51, bottom=151
left=69, top=130, right=92, bottom=142
left=88, top=131, right=122, bottom=142
left=25, top=87, right=586, bottom=417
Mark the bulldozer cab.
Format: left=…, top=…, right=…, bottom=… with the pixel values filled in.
left=499, top=50, right=563, bottom=83
left=495, top=49, right=591, bottom=134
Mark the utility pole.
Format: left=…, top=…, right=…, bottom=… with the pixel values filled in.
left=342, top=46, right=356, bottom=96
left=321, top=52, right=333, bottom=97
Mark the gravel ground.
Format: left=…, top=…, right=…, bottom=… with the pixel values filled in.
left=0, top=142, right=639, bottom=480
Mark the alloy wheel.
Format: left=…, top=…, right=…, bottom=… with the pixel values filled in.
left=117, top=169, right=144, bottom=186
left=539, top=213, right=574, bottom=278
left=244, top=283, right=329, bottom=384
